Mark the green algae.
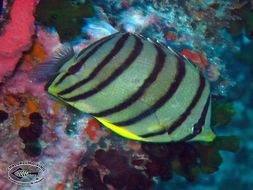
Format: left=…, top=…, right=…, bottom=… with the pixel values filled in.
left=211, top=101, right=235, bottom=126
left=228, top=2, right=253, bottom=39
left=36, top=0, right=94, bottom=41
left=194, top=136, right=240, bottom=175
left=142, top=135, right=240, bottom=182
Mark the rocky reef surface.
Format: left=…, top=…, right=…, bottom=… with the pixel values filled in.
left=0, top=0, right=252, bottom=189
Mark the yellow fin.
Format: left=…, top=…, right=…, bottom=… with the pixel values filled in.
left=189, top=128, right=216, bottom=142
left=95, top=117, right=148, bottom=142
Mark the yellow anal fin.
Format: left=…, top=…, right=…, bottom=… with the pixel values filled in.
left=95, top=117, right=148, bottom=142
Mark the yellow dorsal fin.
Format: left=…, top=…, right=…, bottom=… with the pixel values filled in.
left=95, top=117, right=148, bottom=142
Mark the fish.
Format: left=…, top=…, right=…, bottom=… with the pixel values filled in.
left=12, top=168, right=38, bottom=179
left=38, top=32, right=215, bottom=143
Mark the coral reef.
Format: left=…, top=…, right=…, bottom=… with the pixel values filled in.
left=80, top=135, right=239, bottom=189
left=22, top=39, right=47, bottom=66
left=0, top=0, right=250, bottom=189
left=84, top=118, right=109, bottom=142
left=0, top=0, right=36, bottom=83
left=181, top=49, right=209, bottom=71
left=83, top=149, right=153, bottom=190
left=19, top=112, right=43, bottom=157
left=36, top=0, right=94, bottom=41
left=225, top=1, right=253, bottom=69
left=91, top=0, right=240, bottom=95
left=0, top=90, right=88, bottom=189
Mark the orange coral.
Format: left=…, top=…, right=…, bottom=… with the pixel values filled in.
left=23, top=40, right=47, bottom=64
left=27, top=99, right=38, bottom=113
left=166, top=32, right=177, bottom=41
left=55, top=183, right=65, bottom=190
left=4, top=95, right=19, bottom=106
left=128, top=141, right=141, bottom=151
left=3, top=93, right=42, bottom=129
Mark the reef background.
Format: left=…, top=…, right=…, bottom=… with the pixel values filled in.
left=0, top=0, right=253, bottom=189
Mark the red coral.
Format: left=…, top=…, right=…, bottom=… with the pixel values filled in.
left=0, top=0, right=36, bottom=82
left=181, top=49, right=209, bottom=71
left=84, top=119, right=101, bottom=140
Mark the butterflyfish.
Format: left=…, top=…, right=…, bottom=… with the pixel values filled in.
left=39, top=32, right=215, bottom=143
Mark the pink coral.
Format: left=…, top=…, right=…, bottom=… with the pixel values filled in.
left=0, top=0, right=36, bottom=82
left=37, top=27, right=61, bottom=57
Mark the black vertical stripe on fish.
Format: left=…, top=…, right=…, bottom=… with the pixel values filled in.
left=76, top=32, right=120, bottom=59
left=167, top=73, right=206, bottom=134
left=61, top=36, right=143, bottom=102
left=55, top=32, right=120, bottom=86
left=180, top=95, right=211, bottom=141
left=114, top=56, right=186, bottom=126
left=91, top=42, right=166, bottom=117
left=57, top=33, right=130, bottom=96
left=141, top=91, right=209, bottom=138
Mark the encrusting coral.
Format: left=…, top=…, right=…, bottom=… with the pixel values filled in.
left=80, top=135, right=239, bottom=190
left=0, top=0, right=36, bottom=82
